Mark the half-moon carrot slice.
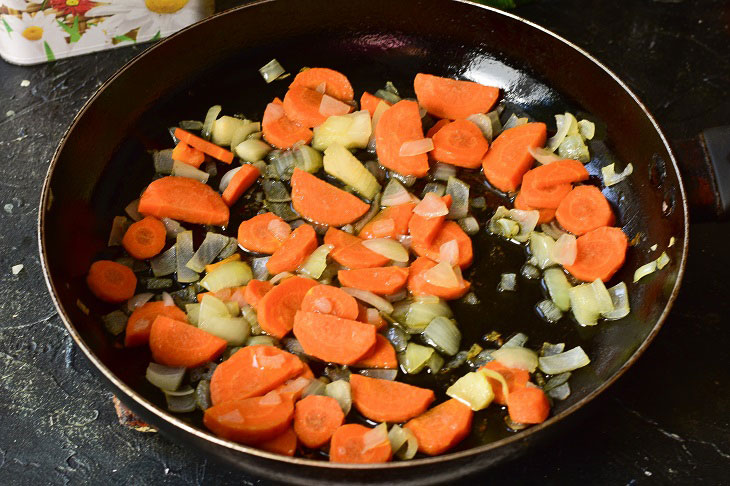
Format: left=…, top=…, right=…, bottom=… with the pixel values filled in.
left=410, top=221, right=473, bottom=268
left=300, top=284, right=359, bottom=320
left=237, top=212, right=288, bottom=255
left=290, top=168, right=369, bottom=226
left=257, top=276, right=319, bottom=339
left=555, top=185, right=615, bottom=235
left=289, top=67, right=354, bottom=101
left=349, top=374, right=435, bottom=423
left=431, top=119, right=489, bottom=168
left=222, top=164, right=261, bottom=207
left=138, top=176, right=229, bottom=226
left=520, top=168, right=572, bottom=209
left=337, top=266, right=409, bottom=296
left=360, top=91, right=389, bottom=117
left=149, top=316, right=226, bottom=368
left=531, top=159, right=589, bottom=188
left=203, top=392, right=294, bottom=444
left=293, top=311, right=376, bottom=365
left=262, top=100, right=313, bottom=149
left=125, top=301, right=187, bottom=347
left=329, top=424, right=392, bottom=463
left=514, top=191, right=556, bottom=224
left=266, top=224, right=319, bottom=274
left=426, top=118, right=450, bottom=139
left=283, top=85, right=330, bottom=128
left=325, top=227, right=390, bottom=269
left=408, top=194, right=452, bottom=246
left=258, top=426, right=297, bottom=457
left=358, top=203, right=416, bottom=239
left=481, top=122, right=547, bottom=193
left=414, top=73, right=499, bottom=120
left=404, top=399, right=473, bottom=456
left=375, top=100, right=429, bottom=177
left=564, top=226, right=628, bottom=282
left=243, top=279, right=273, bottom=310
left=352, top=335, right=397, bottom=369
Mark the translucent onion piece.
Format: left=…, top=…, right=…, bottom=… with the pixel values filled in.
left=217, top=237, right=239, bottom=260
left=151, top=245, right=177, bottom=277
left=491, top=347, right=539, bottom=372
left=547, top=382, right=571, bottom=400
left=509, top=209, right=540, bottom=243
left=325, top=379, right=352, bottom=415
left=528, top=146, right=563, bottom=165
left=384, top=81, right=399, bottom=96
left=397, top=234, right=412, bottom=250
left=361, top=423, right=389, bottom=453
left=302, top=379, right=327, bottom=398
left=101, top=310, right=127, bottom=336
left=439, top=240, right=460, bottom=266
left=230, top=121, right=261, bottom=151
left=423, top=316, right=461, bottom=356
left=399, top=138, right=434, bottom=157
left=414, top=192, right=449, bottom=218
left=466, top=113, right=493, bottom=141
left=368, top=101, right=390, bottom=151
left=569, top=283, right=601, bottom=326
left=161, top=291, right=175, bottom=307
left=546, top=113, right=576, bottom=152
left=195, top=380, right=212, bottom=410
left=498, top=273, right=517, bottom=292
left=263, top=102, right=285, bottom=125
left=146, top=362, right=185, bottom=391
left=295, top=145, right=324, bottom=173
left=656, top=251, right=670, bottom=270
left=634, top=260, right=658, bottom=283
left=319, top=94, right=351, bottom=117
left=153, top=148, right=175, bottom=174
left=385, top=326, right=409, bottom=354
left=578, top=119, right=595, bottom=140
left=543, top=267, right=572, bottom=311
left=161, top=218, right=185, bottom=239
left=125, top=198, right=143, bottom=221
left=502, top=113, right=528, bottom=131
left=342, top=287, right=394, bottom=314
left=258, top=390, right=283, bottom=406
left=259, top=58, right=285, bottom=83
left=480, top=368, right=509, bottom=400
left=251, top=256, right=270, bottom=281
left=538, top=346, right=590, bottom=374
left=423, top=261, right=460, bottom=288
left=432, top=162, right=457, bottom=182
left=186, top=232, right=230, bottom=273
left=386, top=289, right=408, bottom=302
left=543, top=371, right=571, bottom=391
left=353, top=193, right=381, bottom=233
left=314, top=81, right=326, bottom=94
left=176, top=231, right=199, bottom=283
left=269, top=271, right=294, bottom=285
left=558, top=134, right=590, bottom=163
left=165, top=387, right=197, bottom=413
left=446, top=177, right=469, bottom=220
left=387, top=424, right=409, bottom=455
left=200, top=261, right=252, bottom=292
left=540, top=221, right=568, bottom=241
left=502, top=332, right=528, bottom=348
left=540, top=342, right=565, bottom=357
left=201, top=105, right=221, bottom=140
left=262, top=179, right=291, bottom=203
left=390, top=171, right=417, bottom=188
left=668, top=236, right=676, bottom=248
left=589, top=279, right=614, bottom=314
left=521, top=263, right=541, bottom=280
left=126, top=292, right=154, bottom=313
left=199, top=316, right=250, bottom=346
left=236, top=139, right=273, bottom=163
left=246, top=335, right=278, bottom=347
left=487, top=110, right=503, bottom=137
left=551, top=233, right=577, bottom=266
left=537, top=299, right=563, bottom=323
left=362, top=238, right=409, bottom=263
left=108, top=216, right=131, bottom=246
left=393, top=425, right=419, bottom=460
left=462, top=292, right=480, bottom=305
left=203, top=161, right=217, bottom=177
left=185, top=303, right=201, bottom=326
left=446, top=371, right=494, bottom=411
left=400, top=342, right=434, bottom=374
left=381, top=178, right=412, bottom=206
left=219, top=166, right=242, bottom=193
left=172, top=160, right=209, bottom=183
left=297, top=244, right=333, bottom=279
left=405, top=297, right=452, bottom=330
left=530, top=232, right=557, bottom=269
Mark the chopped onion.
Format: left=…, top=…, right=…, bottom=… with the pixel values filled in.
left=446, top=371, right=494, bottom=411
left=538, top=346, right=590, bottom=374
left=589, top=279, right=614, bottom=314
left=530, top=232, right=556, bottom=269
left=195, top=380, right=212, bottom=410
left=186, top=232, right=230, bottom=273
left=502, top=332, right=528, bottom=348
left=656, top=251, right=670, bottom=270
left=319, top=94, right=351, bottom=117
left=161, top=218, right=185, bottom=239
left=543, top=267, right=572, bottom=311
left=108, top=216, right=131, bottom=246
left=633, top=260, right=657, bottom=283
left=368, top=101, right=390, bottom=151
left=259, top=59, right=285, bottom=83
left=101, top=310, right=127, bottom=336
left=541, top=342, right=565, bottom=357
left=446, top=177, right=469, bottom=220
left=385, top=326, right=409, bottom=353
left=400, top=342, right=434, bottom=374
left=325, top=379, right=352, bottom=415
left=394, top=425, right=419, bottom=460
left=297, top=243, right=333, bottom=279
left=544, top=371, right=571, bottom=391
left=558, top=134, right=590, bottom=163
left=200, top=261, right=252, bottom=292
left=423, top=316, right=461, bottom=356
left=263, top=102, right=285, bottom=125
left=386, top=289, right=408, bottom=302
left=521, top=263, right=541, bottom=280
left=176, top=231, right=199, bottom=283
left=509, top=209, right=540, bottom=242
left=125, top=199, right=142, bottom=221
left=353, top=193, right=381, bottom=233
left=302, top=379, right=327, bottom=398
left=161, top=291, right=175, bottom=307
left=546, top=113, right=576, bottom=152
left=146, top=362, right=185, bottom=391
left=462, top=292, right=480, bottom=305
left=439, top=240, right=460, bottom=266
left=548, top=382, right=571, bottom=400
left=201, top=105, right=222, bottom=141
left=361, top=423, right=389, bottom=453
left=578, top=119, right=595, bottom=140
left=432, top=162, right=457, bottom=182
left=397, top=234, right=412, bottom=250
left=381, top=178, right=412, bottom=206
left=405, top=297, right=452, bottom=330
left=164, top=386, right=197, bottom=413
left=491, top=347, right=538, bottom=372
left=602, top=281, right=630, bottom=320
left=269, top=271, right=294, bottom=285
left=314, top=81, right=326, bottom=94
left=172, top=160, right=209, bottom=183
left=263, top=179, right=291, bottom=202
left=551, top=233, right=577, bottom=266
left=251, top=256, right=270, bottom=280
left=151, top=245, right=177, bottom=277
left=423, top=261, right=460, bottom=288
left=569, top=283, right=601, bottom=326
left=537, top=299, right=563, bottom=323
left=388, top=424, right=408, bottom=455
left=414, top=192, right=449, bottom=218
left=399, top=138, right=434, bottom=157
left=541, top=221, right=568, bottom=240
left=199, top=316, right=250, bottom=345
left=498, top=273, right=517, bottom=292
left=126, top=292, right=153, bottom=313
left=602, top=162, right=634, bottom=187
left=153, top=148, right=175, bottom=174
left=668, top=236, right=676, bottom=248
left=480, top=368, right=509, bottom=399
left=219, top=166, right=242, bottom=193
left=528, top=146, right=563, bottom=165
left=391, top=171, right=417, bottom=187
left=362, top=238, right=409, bottom=262
left=458, top=216, right=480, bottom=236
left=342, top=287, right=394, bottom=314
left=466, top=113, right=493, bottom=141
left=502, top=113, right=528, bottom=131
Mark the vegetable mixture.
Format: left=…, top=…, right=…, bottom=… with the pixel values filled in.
left=88, top=63, right=661, bottom=463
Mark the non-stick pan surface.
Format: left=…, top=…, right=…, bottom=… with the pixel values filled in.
left=39, top=0, right=688, bottom=484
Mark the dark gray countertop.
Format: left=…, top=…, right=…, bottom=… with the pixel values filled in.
left=0, top=0, right=728, bottom=484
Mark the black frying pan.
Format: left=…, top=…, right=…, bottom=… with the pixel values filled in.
left=39, top=0, right=716, bottom=484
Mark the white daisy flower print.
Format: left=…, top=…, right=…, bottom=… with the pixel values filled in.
left=70, top=22, right=112, bottom=53
left=86, top=0, right=213, bottom=42
left=1, top=11, right=69, bottom=61
left=1, top=0, right=40, bottom=12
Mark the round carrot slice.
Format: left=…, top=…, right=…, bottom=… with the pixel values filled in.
left=122, top=216, right=167, bottom=260
left=125, top=301, right=187, bottom=347
left=349, top=374, right=435, bottom=423
left=564, top=226, right=628, bottom=282
left=86, top=260, right=137, bottom=304
left=300, top=284, right=359, bottom=320
left=289, top=67, right=354, bottom=102
left=426, top=118, right=450, bottom=139
left=283, top=85, right=329, bottom=128
left=203, top=392, right=294, bottom=444
left=237, top=212, right=289, bottom=255
left=329, top=424, right=392, bottom=463
left=262, top=100, right=313, bottom=149
left=520, top=167, right=572, bottom=209
left=410, top=221, right=473, bottom=269
left=294, top=395, right=345, bottom=448
left=431, top=119, right=489, bottom=168
left=555, top=185, right=615, bottom=235
left=257, top=276, right=319, bottom=339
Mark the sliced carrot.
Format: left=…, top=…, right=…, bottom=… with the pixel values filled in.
left=266, top=224, right=318, bottom=275
left=360, top=91, right=389, bottom=117
left=411, top=221, right=473, bottom=268
left=325, top=227, right=390, bottom=269
left=555, top=185, right=615, bottom=235
left=408, top=194, right=452, bottom=246
left=222, top=164, right=261, bottom=207
left=290, top=168, right=369, bottom=226
left=205, top=254, right=241, bottom=274
left=358, top=203, right=416, bottom=239
left=337, top=266, right=409, bottom=296
left=407, top=256, right=471, bottom=300
left=349, top=374, right=435, bottom=423
left=283, top=85, right=330, bottom=128
left=124, top=301, right=187, bottom=347
left=293, top=311, right=377, bottom=365
left=262, top=100, right=313, bottom=149
left=149, top=316, right=226, bottom=368
left=431, top=119, right=489, bottom=169
left=203, top=393, right=294, bottom=444
left=293, top=395, right=345, bottom=448
left=300, top=284, right=359, bottom=320
left=404, top=399, right=473, bottom=456
left=414, top=73, right=499, bottom=120
left=257, top=276, right=319, bottom=339
left=356, top=303, right=386, bottom=330
left=352, top=335, right=397, bottom=369
left=481, top=122, right=547, bottom=192
left=520, top=168, right=572, bottom=209
left=564, top=226, right=628, bottom=282
left=289, top=67, right=354, bottom=101
left=138, top=176, right=229, bottom=226
left=513, top=191, right=556, bottom=224
left=274, top=374, right=313, bottom=402
left=174, top=128, right=233, bottom=164
left=86, top=260, right=137, bottom=304
left=506, top=386, right=550, bottom=424
left=121, top=216, right=166, bottom=260
left=244, top=279, right=273, bottom=310
left=172, top=141, right=205, bottom=168
left=375, top=100, right=429, bottom=177
left=480, top=360, right=530, bottom=406
left=237, top=212, right=288, bottom=254
left=531, top=159, right=589, bottom=188
left=329, top=424, right=392, bottom=463
left=209, top=345, right=304, bottom=405
left=426, top=118, right=450, bottom=139
left=258, top=426, right=297, bottom=457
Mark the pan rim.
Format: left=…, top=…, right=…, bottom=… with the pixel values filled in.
left=37, top=0, right=689, bottom=471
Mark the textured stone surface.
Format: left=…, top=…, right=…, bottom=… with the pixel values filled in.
left=0, top=0, right=728, bottom=484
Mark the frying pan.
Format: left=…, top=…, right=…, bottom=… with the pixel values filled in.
left=39, top=0, right=726, bottom=483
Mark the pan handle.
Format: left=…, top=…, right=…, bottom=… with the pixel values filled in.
left=673, top=125, right=730, bottom=221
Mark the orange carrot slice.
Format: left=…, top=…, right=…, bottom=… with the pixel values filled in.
left=222, top=164, right=261, bottom=207
left=149, top=316, right=226, bottom=368
left=407, top=256, right=471, bottom=300
left=290, top=168, right=369, bottom=226
left=244, top=279, right=273, bottom=310
left=257, top=276, right=319, bottom=339
left=408, top=194, right=452, bottom=246
left=294, top=395, right=345, bottom=448
left=352, top=335, right=397, bottom=369
left=266, top=224, right=318, bottom=275
left=520, top=168, right=572, bottom=209
left=480, top=360, right=530, bottom=406
left=283, top=85, right=330, bottom=128
left=356, top=303, right=387, bottom=331
left=289, top=67, right=354, bottom=101
left=258, top=426, right=297, bottom=457
left=404, top=399, right=473, bottom=456
left=431, top=119, right=489, bottom=168
left=411, top=221, right=473, bottom=268
left=124, top=301, right=187, bottom=347
left=172, top=141, right=205, bottom=168
left=205, top=254, right=241, bottom=274
left=531, top=159, right=589, bottom=188
left=375, top=100, right=429, bottom=177
left=360, top=91, right=389, bottom=117
left=481, top=122, right=547, bottom=192
left=564, top=226, right=628, bottom=282
left=414, top=73, right=499, bottom=119
left=138, top=176, right=229, bottom=226
left=174, top=128, right=233, bottom=164
left=262, top=100, right=313, bottom=149
left=300, top=284, right=359, bottom=320
left=237, top=212, right=289, bottom=254
left=337, top=266, right=409, bottom=296
left=506, top=387, right=550, bottom=424
left=325, top=227, right=390, bottom=269
left=203, top=393, right=294, bottom=444
left=349, top=374, right=435, bottom=423
left=86, top=260, right=137, bottom=304
left=121, top=216, right=166, bottom=260
left=358, top=203, right=416, bottom=239
left=513, top=191, right=556, bottom=224
left=329, top=424, right=392, bottom=463
left=426, top=118, right=450, bottom=139
left=555, top=185, right=615, bottom=235
left=293, top=311, right=376, bottom=365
